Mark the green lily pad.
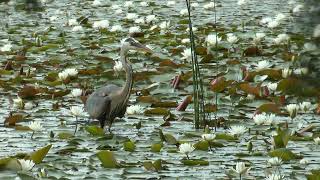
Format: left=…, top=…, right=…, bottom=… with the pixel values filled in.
left=85, top=126, right=105, bottom=136
left=151, top=143, right=163, bottom=152
left=181, top=159, right=209, bottom=166
left=96, top=150, right=120, bottom=168
left=57, top=132, right=74, bottom=139
left=268, top=148, right=301, bottom=161
left=164, top=133, right=178, bottom=145
left=273, top=128, right=291, bottom=149
left=215, top=133, right=237, bottom=141
left=29, top=144, right=52, bottom=164
left=143, top=159, right=162, bottom=171
left=123, top=140, right=136, bottom=152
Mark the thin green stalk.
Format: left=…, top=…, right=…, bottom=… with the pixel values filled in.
left=213, top=0, right=219, bottom=131
left=74, top=116, right=78, bottom=135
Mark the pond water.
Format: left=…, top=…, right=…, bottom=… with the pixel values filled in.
left=0, top=0, right=319, bottom=179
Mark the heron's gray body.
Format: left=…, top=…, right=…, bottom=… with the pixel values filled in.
left=85, top=37, right=149, bottom=131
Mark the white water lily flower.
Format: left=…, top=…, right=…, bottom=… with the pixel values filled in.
left=181, top=38, right=190, bottom=44
left=260, top=17, right=272, bottom=25
left=227, top=33, right=239, bottom=44
left=71, top=88, right=82, bottom=97
left=115, top=9, right=123, bottom=15
left=265, top=113, right=278, bottom=125
left=70, top=106, right=84, bottom=117
left=24, top=102, right=34, bottom=110
left=180, top=9, right=188, bottom=16
left=72, top=25, right=83, bottom=32
left=268, top=157, right=283, bottom=166
left=181, top=48, right=192, bottom=61
left=126, top=13, right=138, bottom=20
left=1, top=43, right=13, bottom=52
left=303, top=42, right=317, bottom=51
left=253, top=113, right=267, bottom=125
left=129, top=26, right=141, bottom=34
left=28, top=121, right=42, bottom=131
left=140, top=2, right=148, bottom=7
left=18, top=159, right=35, bottom=172
left=111, top=4, right=120, bottom=9
left=299, top=102, right=312, bottom=112
left=186, top=26, right=198, bottom=32
left=231, top=162, right=250, bottom=176
left=191, top=2, right=199, bottom=8
left=286, top=104, right=299, bottom=119
left=134, top=18, right=145, bottom=24
left=300, top=158, right=309, bottom=165
left=58, top=71, right=69, bottom=81
left=292, top=4, right=304, bottom=14
left=313, top=24, right=320, bottom=38
left=206, top=34, right=222, bottom=47
left=228, top=125, right=247, bottom=136
left=282, top=68, right=292, bottom=78
left=253, top=32, right=266, bottom=44
left=274, top=34, right=290, bottom=44
left=314, top=137, right=320, bottom=145
left=256, top=60, right=272, bottom=70
left=92, top=0, right=102, bottom=6
left=146, top=15, right=157, bottom=24
left=267, top=82, right=278, bottom=92
left=65, top=68, right=78, bottom=77
left=113, top=61, right=124, bottom=73
left=201, top=134, right=216, bottom=141
left=124, top=1, right=133, bottom=8
left=237, top=0, right=247, bottom=6
left=246, top=94, right=255, bottom=100
left=294, top=68, right=308, bottom=75
left=159, top=21, right=170, bottom=31
left=13, top=97, right=24, bottom=109
left=179, top=143, right=195, bottom=155
left=267, top=20, right=280, bottom=29
left=93, top=20, right=109, bottom=29
left=275, top=13, right=286, bottom=22
left=265, top=173, right=284, bottom=180
left=167, top=1, right=176, bottom=6
left=110, top=25, right=122, bottom=32
left=68, top=19, right=78, bottom=26
left=126, top=105, right=144, bottom=115
left=203, top=2, right=215, bottom=10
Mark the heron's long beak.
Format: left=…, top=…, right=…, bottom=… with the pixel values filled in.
left=133, top=42, right=153, bottom=53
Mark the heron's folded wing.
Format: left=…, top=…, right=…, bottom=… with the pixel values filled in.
left=86, top=94, right=111, bottom=120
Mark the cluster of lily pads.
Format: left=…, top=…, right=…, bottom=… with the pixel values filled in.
left=0, top=0, right=320, bottom=179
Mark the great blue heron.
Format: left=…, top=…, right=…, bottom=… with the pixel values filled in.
left=85, top=37, right=151, bottom=132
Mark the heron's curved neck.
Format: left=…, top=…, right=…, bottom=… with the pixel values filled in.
left=120, top=48, right=133, bottom=103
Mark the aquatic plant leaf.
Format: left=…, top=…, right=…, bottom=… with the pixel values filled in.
left=4, top=113, right=25, bottom=126
left=306, top=169, right=320, bottom=180
left=96, top=150, right=119, bottom=168
left=164, top=133, right=178, bottom=145
left=18, top=85, right=38, bottom=99
left=215, top=133, right=237, bottom=141
left=143, top=161, right=155, bottom=171
left=123, top=140, right=136, bottom=152
left=277, top=78, right=319, bottom=96
left=194, top=141, right=209, bottom=151
left=176, top=95, right=192, bottom=111
left=29, top=144, right=52, bottom=164
left=258, top=103, right=280, bottom=114
left=243, top=46, right=261, bottom=56
left=151, top=143, right=163, bottom=152
left=273, top=128, right=291, bottom=149
left=268, top=148, right=300, bottom=161
left=57, top=132, right=74, bottom=139
left=151, top=101, right=178, bottom=108
left=238, top=82, right=260, bottom=96
left=144, top=108, right=170, bottom=116
left=181, top=159, right=209, bottom=166
left=153, top=159, right=162, bottom=171
left=137, top=96, right=160, bottom=103
left=85, top=126, right=105, bottom=136
left=210, top=76, right=228, bottom=93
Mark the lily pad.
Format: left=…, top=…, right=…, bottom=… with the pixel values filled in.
left=123, top=140, right=136, bottom=152
left=85, top=126, right=105, bottom=136
left=29, top=144, right=52, bottom=164
left=181, top=159, right=209, bottom=166
left=268, top=148, right=301, bottom=161
left=96, top=150, right=120, bottom=168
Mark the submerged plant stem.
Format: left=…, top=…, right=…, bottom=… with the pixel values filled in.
left=74, top=116, right=78, bottom=135
left=31, top=131, right=34, bottom=139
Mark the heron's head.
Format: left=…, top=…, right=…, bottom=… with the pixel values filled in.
left=121, top=37, right=152, bottom=53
